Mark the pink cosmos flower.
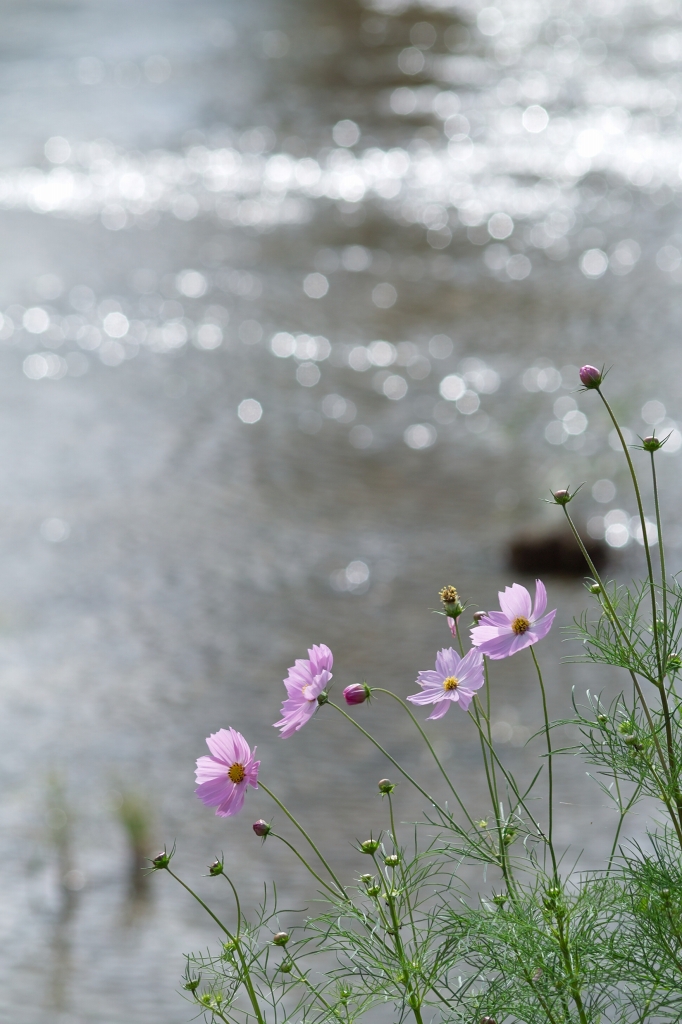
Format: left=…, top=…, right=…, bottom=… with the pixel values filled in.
left=195, top=728, right=260, bottom=817
left=274, top=644, right=333, bottom=738
left=470, top=580, right=556, bottom=660
left=407, top=647, right=484, bottom=719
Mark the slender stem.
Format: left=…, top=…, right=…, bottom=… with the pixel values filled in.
left=328, top=702, right=444, bottom=813
left=453, top=617, right=465, bottom=656
left=372, top=688, right=479, bottom=832
left=562, top=506, right=682, bottom=837
left=530, top=646, right=558, bottom=880
left=467, top=710, right=546, bottom=841
left=270, top=831, right=341, bottom=898
left=650, top=451, right=668, bottom=668
left=597, top=389, right=663, bottom=682
left=607, top=780, right=642, bottom=874
left=387, top=793, right=419, bottom=950
left=165, top=868, right=265, bottom=1024
left=259, top=782, right=345, bottom=895
left=221, top=871, right=242, bottom=937
left=472, top=695, right=513, bottom=886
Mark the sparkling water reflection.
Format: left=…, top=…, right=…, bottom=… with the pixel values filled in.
left=1, top=0, right=682, bottom=1020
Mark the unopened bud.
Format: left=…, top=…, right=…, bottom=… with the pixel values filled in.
left=343, top=683, right=371, bottom=706
left=366, top=884, right=381, bottom=896
left=667, top=654, right=682, bottom=673
left=317, top=690, right=329, bottom=706
left=253, top=819, right=271, bottom=838
left=209, top=859, right=224, bottom=876
left=360, top=839, right=380, bottom=854
left=272, top=931, right=289, bottom=946
left=589, top=583, right=601, bottom=594
left=597, top=714, right=608, bottom=726
left=579, top=364, right=602, bottom=389
left=378, top=778, right=395, bottom=794
left=480, top=1017, right=498, bottom=1024
left=151, top=849, right=172, bottom=870
left=184, top=978, right=201, bottom=993
left=491, top=894, right=507, bottom=907
left=552, top=488, right=572, bottom=505
left=360, top=873, right=373, bottom=884
left=384, top=853, right=400, bottom=867
left=642, top=435, right=662, bottom=452
left=472, top=610, right=486, bottom=624
left=278, top=961, right=293, bottom=973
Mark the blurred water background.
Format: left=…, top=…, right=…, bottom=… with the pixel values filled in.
left=2, top=0, right=682, bottom=1020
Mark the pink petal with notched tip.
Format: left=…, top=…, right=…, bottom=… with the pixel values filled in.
left=427, top=699, right=451, bottom=720
left=456, top=689, right=475, bottom=712
left=532, top=608, right=556, bottom=639
left=474, top=632, right=518, bottom=660
left=499, top=583, right=532, bottom=622
left=532, top=579, right=547, bottom=620
left=407, top=686, right=442, bottom=705
left=508, top=631, right=536, bottom=656
left=216, top=786, right=246, bottom=817
left=206, top=728, right=250, bottom=765
left=195, top=776, right=232, bottom=805
left=470, top=622, right=510, bottom=645
left=481, top=611, right=510, bottom=627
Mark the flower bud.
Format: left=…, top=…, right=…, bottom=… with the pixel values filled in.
left=253, top=819, right=271, bottom=838
left=151, top=849, right=172, bottom=870
left=378, top=779, right=395, bottom=794
left=278, top=961, right=293, bottom=973
left=667, top=654, right=682, bottom=673
left=642, top=435, right=663, bottom=452
left=579, top=364, right=602, bottom=389
left=184, top=978, right=200, bottom=993
left=316, top=690, right=329, bottom=706
left=552, top=488, right=571, bottom=505
left=439, top=585, right=464, bottom=618
left=272, top=931, right=289, bottom=946
left=472, top=610, right=486, bottom=624
left=343, top=683, right=371, bottom=706
left=360, top=873, right=373, bottom=884
left=209, top=859, right=224, bottom=876
left=480, top=1018, right=498, bottom=1024
left=384, top=853, right=400, bottom=866
left=366, top=884, right=381, bottom=896
left=597, top=714, right=608, bottom=726
left=491, top=894, right=507, bottom=907
left=360, top=839, right=380, bottom=854
left=589, top=583, right=601, bottom=594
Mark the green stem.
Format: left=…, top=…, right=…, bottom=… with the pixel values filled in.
left=165, top=868, right=265, bottom=1024
left=372, top=688, right=480, bottom=833
left=650, top=451, right=668, bottom=669
left=453, top=617, right=465, bottom=656
left=259, top=782, right=345, bottom=895
left=607, top=779, right=642, bottom=875
left=328, top=702, right=444, bottom=813
left=597, top=389, right=663, bottom=682
left=562, top=507, right=682, bottom=837
left=270, top=831, right=341, bottom=898
left=530, top=646, right=558, bottom=880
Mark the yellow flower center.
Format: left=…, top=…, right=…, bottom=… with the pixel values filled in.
left=512, top=616, right=531, bottom=635
left=227, top=763, right=246, bottom=784
left=443, top=676, right=459, bottom=691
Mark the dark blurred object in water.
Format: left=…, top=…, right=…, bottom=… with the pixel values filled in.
left=508, top=529, right=608, bottom=577
left=115, top=792, right=153, bottom=899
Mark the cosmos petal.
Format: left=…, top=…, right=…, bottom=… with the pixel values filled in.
left=498, top=583, right=532, bottom=622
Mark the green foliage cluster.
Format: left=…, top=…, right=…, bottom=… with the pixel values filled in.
left=152, top=377, right=682, bottom=1024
